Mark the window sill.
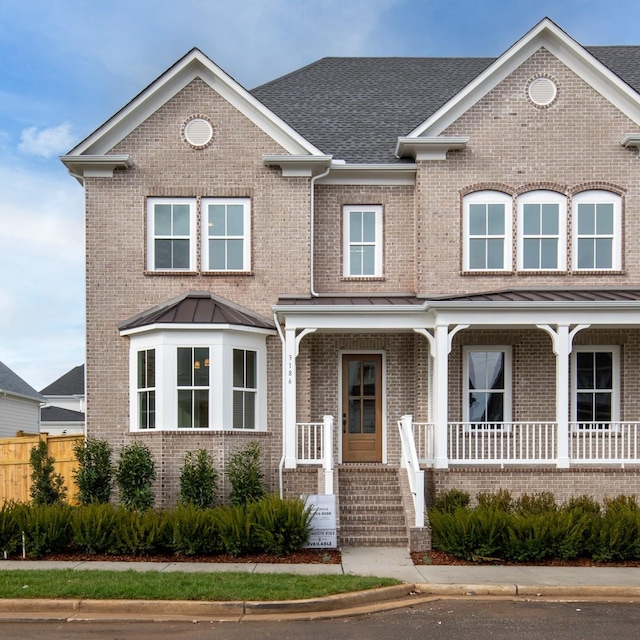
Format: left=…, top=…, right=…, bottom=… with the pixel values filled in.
left=341, top=276, right=386, bottom=282
left=130, top=428, right=269, bottom=434
left=202, top=270, right=254, bottom=276
left=461, top=270, right=514, bottom=276
left=144, top=270, right=198, bottom=276
left=570, top=270, right=625, bottom=276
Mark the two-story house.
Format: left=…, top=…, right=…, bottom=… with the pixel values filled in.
left=62, top=18, right=640, bottom=549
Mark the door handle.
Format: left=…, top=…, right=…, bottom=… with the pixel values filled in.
left=342, top=413, right=346, bottom=433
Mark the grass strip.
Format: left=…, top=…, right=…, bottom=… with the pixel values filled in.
left=0, top=570, right=399, bottom=601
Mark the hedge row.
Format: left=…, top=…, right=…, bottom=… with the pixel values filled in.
left=0, top=494, right=313, bottom=559
left=429, top=489, right=640, bottom=563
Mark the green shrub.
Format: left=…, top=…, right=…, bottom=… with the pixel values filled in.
left=564, top=494, right=601, bottom=517
left=476, top=488, right=513, bottom=513
left=114, top=442, right=156, bottom=511
left=590, top=496, right=640, bottom=562
left=227, top=442, right=266, bottom=506
left=111, top=507, right=168, bottom=556
left=72, top=503, right=118, bottom=554
left=0, top=501, right=20, bottom=557
left=431, top=488, right=471, bottom=513
left=251, top=494, right=314, bottom=556
left=169, top=505, right=222, bottom=556
left=13, top=503, right=72, bottom=558
left=515, top=492, right=557, bottom=515
left=29, top=440, right=67, bottom=505
left=179, top=449, right=218, bottom=509
left=73, top=438, right=113, bottom=505
left=212, top=504, right=255, bottom=556
left=554, top=508, right=593, bottom=560
left=504, top=512, right=558, bottom=562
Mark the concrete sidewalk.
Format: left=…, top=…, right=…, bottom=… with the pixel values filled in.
left=2, top=547, right=640, bottom=621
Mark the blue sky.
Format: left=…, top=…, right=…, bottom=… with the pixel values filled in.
left=2, top=0, right=640, bottom=390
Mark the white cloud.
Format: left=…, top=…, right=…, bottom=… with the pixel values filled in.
left=18, top=122, right=76, bottom=158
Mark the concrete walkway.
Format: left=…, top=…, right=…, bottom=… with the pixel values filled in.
left=2, top=547, right=640, bottom=621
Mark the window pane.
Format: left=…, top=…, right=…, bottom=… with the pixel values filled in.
left=362, top=399, right=376, bottom=433
left=233, top=390, right=244, bottom=429
left=178, top=390, right=192, bottom=428
left=594, top=393, right=612, bottom=421
left=578, top=204, right=595, bottom=234
left=486, top=238, right=503, bottom=269
left=577, top=238, right=594, bottom=269
left=348, top=399, right=361, bottom=434
left=194, top=389, right=209, bottom=428
left=177, top=348, right=192, bottom=386
left=194, top=347, right=209, bottom=386
left=137, top=351, right=145, bottom=388
left=361, top=245, right=375, bottom=275
left=523, top=238, right=539, bottom=269
left=147, top=349, right=155, bottom=387
left=226, top=239, right=244, bottom=270
left=244, top=392, right=255, bottom=429
left=350, top=211, right=362, bottom=242
left=362, top=211, right=376, bottom=242
left=595, top=238, right=612, bottom=269
left=154, top=239, right=172, bottom=269
left=486, top=392, right=504, bottom=422
left=576, top=392, right=594, bottom=422
left=233, top=349, right=244, bottom=387
left=576, top=352, right=594, bottom=390
left=487, top=204, right=504, bottom=234
left=541, top=204, right=559, bottom=234
left=208, top=204, right=226, bottom=237
left=172, top=239, right=190, bottom=269
left=246, top=351, right=256, bottom=388
left=227, top=204, right=244, bottom=235
left=469, top=239, right=486, bottom=269
left=540, top=238, right=558, bottom=269
left=154, top=205, right=172, bottom=235
left=349, top=246, right=363, bottom=275
left=209, top=239, right=226, bottom=270
left=595, top=352, right=612, bottom=389
left=596, top=204, right=613, bottom=234
left=348, top=361, right=361, bottom=396
left=486, top=352, right=504, bottom=390
left=523, top=204, right=540, bottom=235
left=173, top=205, right=190, bottom=235
left=362, top=361, right=376, bottom=396
left=469, top=205, right=486, bottom=235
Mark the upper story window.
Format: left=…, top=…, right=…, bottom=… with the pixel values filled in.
left=463, top=191, right=512, bottom=271
left=202, top=198, right=251, bottom=272
left=343, top=205, right=383, bottom=277
left=517, top=191, right=567, bottom=271
left=147, top=198, right=197, bottom=271
left=572, top=191, right=621, bottom=271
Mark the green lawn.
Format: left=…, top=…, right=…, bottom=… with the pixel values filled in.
left=0, top=569, right=399, bottom=601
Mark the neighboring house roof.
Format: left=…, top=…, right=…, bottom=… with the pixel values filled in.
left=0, top=361, right=46, bottom=403
left=40, top=364, right=84, bottom=396
left=40, top=406, right=85, bottom=423
left=118, top=291, right=276, bottom=332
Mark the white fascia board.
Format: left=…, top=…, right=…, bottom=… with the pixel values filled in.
left=67, top=50, right=323, bottom=158
left=59, top=155, right=133, bottom=183
left=316, top=163, right=417, bottom=185
left=263, top=155, right=332, bottom=177
left=119, top=323, right=277, bottom=337
left=410, top=18, right=640, bottom=138
left=395, top=137, right=469, bottom=160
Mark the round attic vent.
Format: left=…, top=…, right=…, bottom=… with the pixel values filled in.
left=528, top=77, right=558, bottom=107
left=183, top=116, right=214, bottom=149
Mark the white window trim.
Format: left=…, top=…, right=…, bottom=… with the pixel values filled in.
left=343, top=205, right=383, bottom=277
left=462, top=346, right=512, bottom=430
left=517, top=191, right=567, bottom=271
left=146, top=198, right=197, bottom=272
left=201, top=197, right=251, bottom=272
left=128, top=328, right=268, bottom=432
left=571, top=190, right=621, bottom=271
left=462, top=191, right=512, bottom=272
left=571, top=345, right=620, bottom=431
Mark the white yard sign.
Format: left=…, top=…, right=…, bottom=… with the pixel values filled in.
left=304, top=494, right=337, bottom=548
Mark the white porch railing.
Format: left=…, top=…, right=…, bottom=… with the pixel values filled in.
left=296, top=416, right=334, bottom=494
left=398, top=415, right=425, bottom=527
left=410, top=420, right=640, bottom=467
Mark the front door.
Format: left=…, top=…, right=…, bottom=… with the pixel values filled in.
left=342, top=354, right=383, bottom=462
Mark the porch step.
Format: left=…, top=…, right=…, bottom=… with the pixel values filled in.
left=338, top=466, right=408, bottom=547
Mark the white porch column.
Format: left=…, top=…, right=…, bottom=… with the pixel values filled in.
left=433, top=325, right=450, bottom=469
left=284, top=327, right=298, bottom=469
left=537, top=323, right=589, bottom=469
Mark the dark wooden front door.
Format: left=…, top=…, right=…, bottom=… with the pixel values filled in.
left=342, top=354, right=383, bottom=462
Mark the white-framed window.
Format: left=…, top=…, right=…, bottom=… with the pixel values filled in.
left=343, top=205, right=383, bottom=277
left=177, top=347, right=210, bottom=428
left=147, top=198, right=197, bottom=271
left=128, top=330, right=268, bottom=431
left=517, top=191, right=566, bottom=271
left=463, top=191, right=512, bottom=271
left=463, top=346, right=512, bottom=427
left=572, top=191, right=621, bottom=271
left=571, top=346, right=619, bottom=429
left=202, top=198, right=251, bottom=272
left=232, top=349, right=257, bottom=429
left=137, top=349, right=156, bottom=429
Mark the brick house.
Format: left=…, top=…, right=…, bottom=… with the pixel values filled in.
left=62, top=18, right=640, bottom=549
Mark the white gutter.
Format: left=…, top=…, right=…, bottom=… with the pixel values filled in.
left=310, top=164, right=332, bottom=297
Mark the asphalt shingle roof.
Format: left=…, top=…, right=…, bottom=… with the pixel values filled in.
left=0, top=361, right=45, bottom=402
left=251, top=47, right=640, bottom=164
left=40, top=364, right=84, bottom=396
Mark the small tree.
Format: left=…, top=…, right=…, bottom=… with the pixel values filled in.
left=73, top=437, right=113, bottom=505
left=179, top=449, right=218, bottom=509
left=29, top=440, right=67, bottom=505
left=227, top=442, right=266, bottom=506
left=114, top=442, right=156, bottom=511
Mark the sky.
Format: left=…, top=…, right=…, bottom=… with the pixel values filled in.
left=2, top=0, right=640, bottom=391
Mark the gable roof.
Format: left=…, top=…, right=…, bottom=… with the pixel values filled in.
left=0, top=361, right=46, bottom=403
left=40, top=406, right=85, bottom=424
left=118, top=291, right=276, bottom=333
left=40, top=365, right=85, bottom=396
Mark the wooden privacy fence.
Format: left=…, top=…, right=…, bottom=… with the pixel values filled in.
left=0, top=434, right=83, bottom=504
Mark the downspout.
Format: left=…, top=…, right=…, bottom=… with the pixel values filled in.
left=278, top=162, right=332, bottom=497
left=309, top=164, right=332, bottom=297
